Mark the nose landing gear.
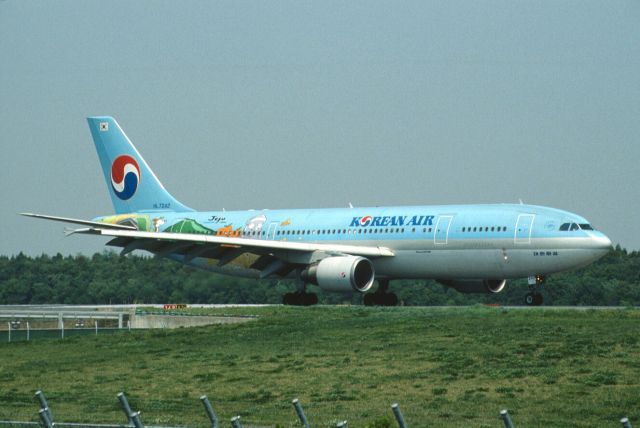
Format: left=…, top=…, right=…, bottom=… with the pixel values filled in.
left=525, top=275, right=545, bottom=306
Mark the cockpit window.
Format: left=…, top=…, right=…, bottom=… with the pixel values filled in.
left=579, top=224, right=594, bottom=230
left=559, top=222, right=582, bottom=231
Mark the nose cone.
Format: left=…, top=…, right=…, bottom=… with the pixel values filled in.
left=590, top=232, right=613, bottom=258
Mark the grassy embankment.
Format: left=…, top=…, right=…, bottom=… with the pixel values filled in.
left=1, top=306, right=640, bottom=427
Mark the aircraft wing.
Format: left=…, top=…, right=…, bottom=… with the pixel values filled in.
left=27, top=213, right=394, bottom=279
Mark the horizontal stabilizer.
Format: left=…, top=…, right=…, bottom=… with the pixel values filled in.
left=20, top=213, right=137, bottom=230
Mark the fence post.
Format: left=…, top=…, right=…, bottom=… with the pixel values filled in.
left=200, top=395, right=220, bottom=428
left=118, top=392, right=134, bottom=425
left=391, top=403, right=407, bottom=428
left=621, top=417, right=633, bottom=428
left=95, top=320, right=98, bottom=336
left=38, top=408, right=53, bottom=428
left=292, top=398, right=310, bottom=428
left=7, top=322, right=10, bottom=343
left=130, top=411, right=144, bottom=428
left=500, top=409, right=515, bottom=428
left=230, top=416, right=243, bottom=428
left=27, top=321, right=30, bottom=341
left=35, top=391, right=52, bottom=422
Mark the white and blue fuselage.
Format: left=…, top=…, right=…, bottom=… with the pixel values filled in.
left=151, top=203, right=611, bottom=281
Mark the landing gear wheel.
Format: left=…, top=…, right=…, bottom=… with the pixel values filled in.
left=303, top=292, right=318, bottom=306
left=525, top=293, right=535, bottom=306
left=282, top=292, right=318, bottom=306
left=383, top=293, right=398, bottom=306
left=364, top=279, right=399, bottom=306
left=282, top=292, right=294, bottom=305
left=533, top=293, right=543, bottom=306
left=524, top=292, right=544, bottom=306
left=364, top=294, right=376, bottom=306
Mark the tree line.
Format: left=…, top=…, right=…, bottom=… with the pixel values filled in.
left=0, top=246, right=638, bottom=306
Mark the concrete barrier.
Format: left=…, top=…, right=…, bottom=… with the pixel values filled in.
left=129, top=314, right=255, bottom=329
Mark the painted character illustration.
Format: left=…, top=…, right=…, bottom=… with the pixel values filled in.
left=243, top=214, right=267, bottom=236
left=152, top=217, right=166, bottom=232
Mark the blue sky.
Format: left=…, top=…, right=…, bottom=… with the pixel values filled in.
left=1, top=0, right=639, bottom=255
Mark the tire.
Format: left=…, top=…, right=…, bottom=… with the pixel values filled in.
left=364, top=294, right=375, bottom=306
left=384, top=293, right=399, bottom=306
left=282, top=293, right=293, bottom=305
left=525, top=293, right=535, bottom=306
left=304, top=293, right=319, bottom=306
left=533, top=293, right=543, bottom=306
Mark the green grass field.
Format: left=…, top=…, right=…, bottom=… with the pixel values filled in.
left=1, top=306, right=640, bottom=427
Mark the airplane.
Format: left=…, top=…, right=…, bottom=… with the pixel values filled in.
left=23, top=116, right=613, bottom=306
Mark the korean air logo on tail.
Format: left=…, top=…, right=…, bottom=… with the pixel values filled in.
left=111, top=155, right=140, bottom=200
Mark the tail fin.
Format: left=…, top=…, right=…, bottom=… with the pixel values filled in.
left=87, top=116, right=193, bottom=214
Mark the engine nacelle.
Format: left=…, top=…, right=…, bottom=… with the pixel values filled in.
left=302, top=256, right=375, bottom=293
left=438, top=279, right=507, bottom=294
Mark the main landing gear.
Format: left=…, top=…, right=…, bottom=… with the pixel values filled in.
left=282, top=279, right=318, bottom=306
left=525, top=275, right=545, bottom=306
left=282, top=291, right=318, bottom=306
left=363, top=279, right=399, bottom=306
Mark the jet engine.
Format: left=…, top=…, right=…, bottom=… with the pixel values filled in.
left=438, top=279, right=507, bottom=294
left=302, top=256, right=375, bottom=292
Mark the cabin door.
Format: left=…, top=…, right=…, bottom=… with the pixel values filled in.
left=515, top=214, right=535, bottom=244
left=266, top=222, right=279, bottom=240
left=435, top=215, right=453, bottom=244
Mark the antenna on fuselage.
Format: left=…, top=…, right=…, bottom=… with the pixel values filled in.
left=348, top=202, right=354, bottom=208
left=518, top=199, right=524, bottom=205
